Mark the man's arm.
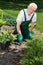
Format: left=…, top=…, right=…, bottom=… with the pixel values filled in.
left=29, top=22, right=36, bottom=32
left=16, top=10, right=23, bottom=34
left=16, top=21, right=21, bottom=34
left=29, top=12, right=37, bottom=32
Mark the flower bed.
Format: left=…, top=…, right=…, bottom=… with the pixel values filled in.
left=20, top=36, right=43, bottom=65
left=0, top=31, right=17, bottom=50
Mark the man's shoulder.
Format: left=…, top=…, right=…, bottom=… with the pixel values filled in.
left=34, top=12, right=37, bottom=15
left=20, top=9, right=26, bottom=12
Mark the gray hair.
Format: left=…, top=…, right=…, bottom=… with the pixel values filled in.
left=28, top=3, right=38, bottom=10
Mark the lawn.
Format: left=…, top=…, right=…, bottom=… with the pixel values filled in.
left=36, top=11, right=43, bottom=32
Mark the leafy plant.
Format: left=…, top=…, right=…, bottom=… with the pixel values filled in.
left=0, top=31, right=17, bottom=44
left=2, top=13, right=16, bottom=27
left=0, top=19, right=6, bottom=26
left=20, top=36, right=43, bottom=65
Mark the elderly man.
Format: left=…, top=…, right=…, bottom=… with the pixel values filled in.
left=16, top=3, right=38, bottom=42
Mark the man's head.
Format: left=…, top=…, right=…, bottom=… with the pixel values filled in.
left=27, top=3, right=38, bottom=15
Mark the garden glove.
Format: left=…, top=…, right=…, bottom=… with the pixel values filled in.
left=29, top=31, right=33, bottom=39
left=17, top=34, right=23, bottom=43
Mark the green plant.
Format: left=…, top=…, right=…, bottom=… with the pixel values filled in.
left=20, top=36, right=43, bottom=65
left=0, top=31, right=17, bottom=44
left=2, top=13, right=16, bottom=27
left=0, top=19, right=6, bottom=26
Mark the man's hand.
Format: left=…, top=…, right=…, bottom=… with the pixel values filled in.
left=29, top=31, right=32, bottom=39
left=17, top=34, right=23, bottom=43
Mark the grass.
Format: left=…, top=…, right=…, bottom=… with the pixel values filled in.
left=4, top=9, right=19, bottom=18
left=36, top=11, right=43, bottom=32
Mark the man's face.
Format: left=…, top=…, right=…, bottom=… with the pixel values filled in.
left=27, top=6, right=36, bottom=15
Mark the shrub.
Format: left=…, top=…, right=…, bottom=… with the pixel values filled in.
left=0, top=9, right=16, bottom=27
left=0, top=31, right=17, bottom=44
left=2, top=13, right=16, bottom=27
left=0, top=19, right=6, bottom=26
left=20, top=36, right=43, bottom=65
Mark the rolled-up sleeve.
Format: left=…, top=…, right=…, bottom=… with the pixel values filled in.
left=16, top=10, right=23, bottom=23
